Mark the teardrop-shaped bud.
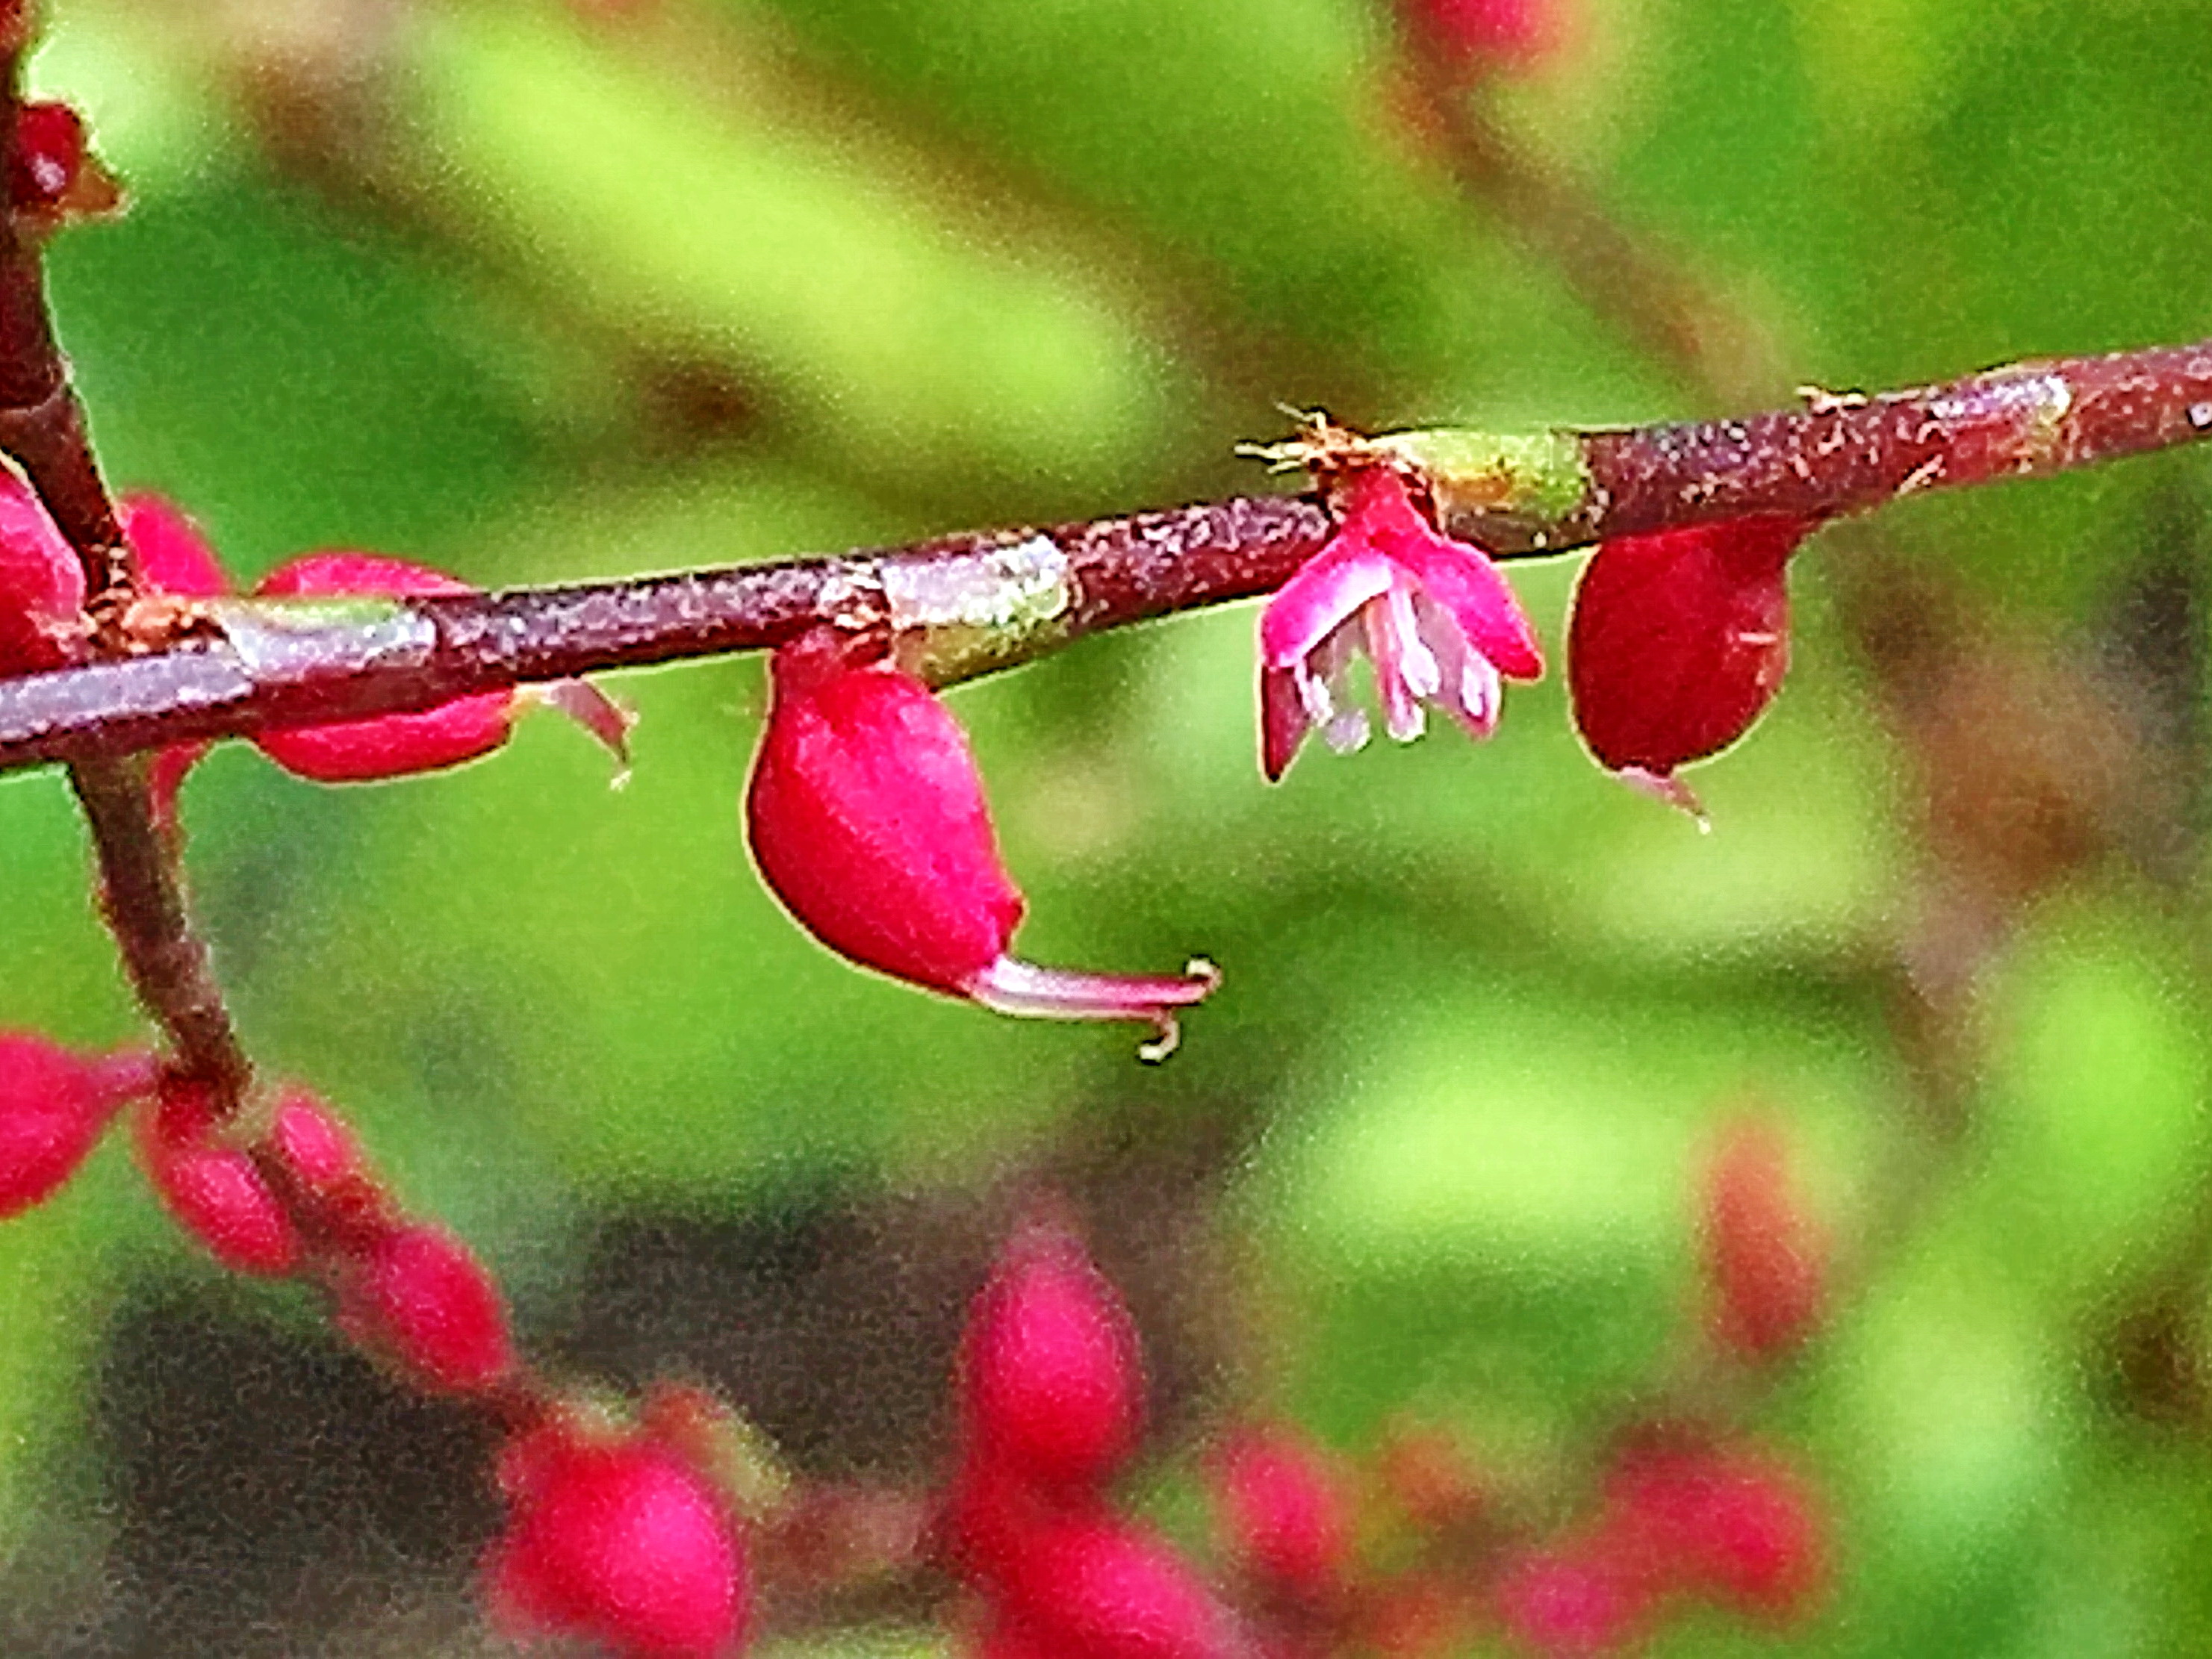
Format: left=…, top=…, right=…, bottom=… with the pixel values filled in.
left=134, top=1079, right=299, bottom=1276
left=0, top=1032, right=147, bottom=1217
left=487, top=1417, right=748, bottom=1658
left=1210, top=1426, right=1351, bottom=1600
left=251, top=555, right=518, bottom=781
left=338, top=1221, right=515, bottom=1394
left=1567, top=515, right=1815, bottom=818
left=960, top=1224, right=1143, bottom=1493
left=993, top=1512, right=1243, bottom=1659
left=746, top=628, right=1216, bottom=1056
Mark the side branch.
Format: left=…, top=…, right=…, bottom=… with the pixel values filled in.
left=4, top=338, right=2211, bottom=775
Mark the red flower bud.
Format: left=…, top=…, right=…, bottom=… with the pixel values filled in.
left=1492, top=1543, right=1648, bottom=1657
left=338, top=1221, right=515, bottom=1393
left=488, top=1419, right=748, bottom=1658
left=994, top=1512, right=1241, bottom=1659
left=251, top=555, right=521, bottom=782
left=7, top=102, right=82, bottom=210
left=6, top=100, right=119, bottom=225
left=1211, top=1428, right=1350, bottom=1599
left=0, top=1032, right=145, bottom=1217
left=134, top=1080, right=299, bottom=1276
left=1566, top=515, right=1815, bottom=820
left=960, top=1225, right=1143, bottom=1494
left=1601, top=1445, right=1824, bottom=1619
left=746, top=629, right=1217, bottom=1056
left=0, top=473, right=82, bottom=673
left=1700, top=1117, right=1826, bottom=1362
left=118, top=492, right=229, bottom=600
left=1400, top=0, right=1565, bottom=74
left=267, top=1087, right=364, bottom=1198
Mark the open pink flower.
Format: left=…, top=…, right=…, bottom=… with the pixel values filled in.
left=1258, top=467, right=1542, bottom=781
left=747, top=629, right=1217, bottom=1058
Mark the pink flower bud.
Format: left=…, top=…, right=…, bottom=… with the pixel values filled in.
left=487, top=1419, right=748, bottom=1658
left=1211, top=1428, right=1349, bottom=1598
left=267, top=1087, right=364, bottom=1197
left=250, top=555, right=519, bottom=782
left=746, top=629, right=1217, bottom=1056
left=118, top=492, right=229, bottom=599
left=960, top=1226, right=1143, bottom=1493
left=0, top=473, right=82, bottom=674
left=1700, top=1117, right=1826, bottom=1362
left=1602, top=1446, right=1823, bottom=1619
left=338, top=1221, right=515, bottom=1393
left=995, top=1512, right=1241, bottom=1659
left=0, top=1031, right=144, bottom=1216
left=1400, top=0, right=1565, bottom=74
left=134, top=1080, right=299, bottom=1276
left=1566, top=515, right=1814, bottom=820
left=1492, top=1543, right=1647, bottom=1657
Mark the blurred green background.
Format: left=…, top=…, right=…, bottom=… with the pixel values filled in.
left=4, top=0, right=2212, bottom=1653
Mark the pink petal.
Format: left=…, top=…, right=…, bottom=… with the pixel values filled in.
left=1258, top=542, right=1394, bottom=668
left=1379, top=524, right=1544, bottom=681
left=1259, top=664, right=1311, bottom=782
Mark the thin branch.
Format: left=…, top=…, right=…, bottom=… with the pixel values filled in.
left=0, top=19, right=247, bottom=1110
left=3, top=338, right=2212, bottom=776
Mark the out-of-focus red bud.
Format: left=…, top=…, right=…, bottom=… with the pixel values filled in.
left=747, top=628, right=1215, bottom=1057
left=0, top=473, right=82, bottom=673
left=1603, top=1445, right=1824, bottom=1619
left=1701, top=1117, right=1827, bottom=1361
left=1567, top=515, right=1815, bottom=820
left=941, top=1453, right=1056, bottom=1590
left=1399, top=0, right=1564, bottom=74
left=339, top=1221, right=515, bottom=1394
left=1211, top=1427, right=1350, bottom=1599
left=995, top=1511, right=1242, bottom=1659
left=487, top=1418, right=748, bottom=1658
left=0, top=1032, right=146, bottom=1217
left=134, top=1080, right=299, bottom=1276
left=1492, top=1542, right=1648, bottom=1657
left=267, top=1088, right=363, bottom=1197
left=960, top=1224, right=1143, bottom=1493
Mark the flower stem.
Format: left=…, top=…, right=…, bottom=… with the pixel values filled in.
left=4, top=340, right=2212, bottom=775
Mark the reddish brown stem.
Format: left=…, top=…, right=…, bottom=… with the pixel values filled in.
left=4, top=340, right=2212, bottom=773
left=0, top=26, right=237, bottom=1114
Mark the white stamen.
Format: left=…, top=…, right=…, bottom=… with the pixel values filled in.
left=1324, top=707, right=1371, bottom=753
left=1386, top=584, right=1440, bottom=700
